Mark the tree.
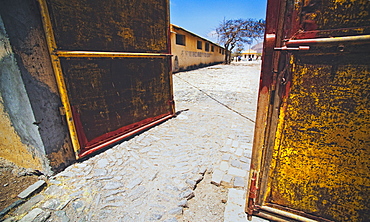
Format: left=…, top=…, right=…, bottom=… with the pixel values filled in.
left=216, top=18, right=265, bottom=64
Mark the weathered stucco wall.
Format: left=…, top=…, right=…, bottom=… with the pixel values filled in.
left=0, top=0, right=76, bottom=173
left=0, top=15, right=47, bottom=172
left=171, top=25, right=224, bottom=72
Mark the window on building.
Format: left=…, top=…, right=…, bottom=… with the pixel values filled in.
left=176, top=34, right=185, bottom=46
left=219, top=48, right=222, bottom=53
left=211, top=45, right=214, bottom=52
left=197, top=40, right=202, bottom=50
left=205, top=43, right=210, bottom=52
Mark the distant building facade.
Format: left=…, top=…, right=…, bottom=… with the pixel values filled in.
left=171, top=24, right=225, bottom=72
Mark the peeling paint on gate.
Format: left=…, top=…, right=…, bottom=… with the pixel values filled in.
left=38, top=0, right=174, bottom=157
left=247, top=0, right=370, bottom=221
left=270, top=56, right=370, bottom=221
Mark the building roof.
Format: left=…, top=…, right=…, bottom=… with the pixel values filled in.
left=241, top=49, right=257, bottom=54
left=171, top=24, right=224, bottom=49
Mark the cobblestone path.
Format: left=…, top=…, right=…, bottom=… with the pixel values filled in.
left=6, top=60, right=262, bottom=222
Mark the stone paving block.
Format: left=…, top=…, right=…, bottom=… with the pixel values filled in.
left=221, top=174, right=233, bottom=188
left=126, top=177, right=143, bottom=189
left=178, top=199, right=188, bottom=207
left=179, top=189, right=194, bottom=200
left=128, top=186, right=146, bottom=201
left=94, top=169, right=107, bottom=177
left=41, top=198, right=60, bottom=210
left=228, top=188, right=245, bottom=205
left=241, top=163, right=250, bottom=171
left=240, top=142, right=251, bottom=148
left=234, top=177, right=245, bottom=188
left=228, top=167, right=247, bottom=177
left=231, top=160, right=240, bottom=168
left=220, top=161, right=229, bottom=171
left=54, top=210, right=70, bottom=222
left=193, top=174, right=204, bottom=183
left=149, top=171, right=159, bottom=181
left=235, top=148, right=243, bottom=156
left=3, top=217, right=16, bottom=222
left=103, top=201, right=125, bottom=208
left=224, top=203, right=247, bottom=222
left=220, top=146, right=230, bottom=152
left=49, top=179, right=62, bottom=185
left=104, top=182, right=124, bottom=190
left=211, top=169, right=225, bottom=186
left=14, top=194, right=45, bottom=215
left=232, top=140, right=239, bottom=148
left=239, top=157, right=250, bottom=163
left=18, top=208, right=50, bottom=222
left=97, top=159, right=109, bottom=168
left=166, top=185, right=179, bottom=191
left=57, top=171, right=75, bottom=178
left=149, top=213, right=163, bottom=220
left=225, top=138, right=232, bottom=145
left=103, top=190, right=125, bottom=197
left=224, top=188, right=249, bottom=222
left=72, top=200, right=84, bottom=211
left=244, top=150, right=253, bottom=157
left=106, top=195, right=124, bottom=202
left=18, top=180, right=46, bottom=199
left=169, top=207, right=183, bottom=215
left=222, top=153, right=231, bottom=161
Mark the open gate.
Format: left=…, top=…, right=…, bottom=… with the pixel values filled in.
left=247, top=0, right=370, bottom=221
left=38, top=0, right=174, bottom=158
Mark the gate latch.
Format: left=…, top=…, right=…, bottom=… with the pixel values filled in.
left=274, top=45, right=310, bottom=51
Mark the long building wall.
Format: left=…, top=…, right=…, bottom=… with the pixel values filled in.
left=171, top=24, right=225, bottom=72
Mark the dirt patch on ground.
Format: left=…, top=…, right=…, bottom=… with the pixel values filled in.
left=182, top=172, right=228, bottom=221
left=0, top=159, right=39, bottom=212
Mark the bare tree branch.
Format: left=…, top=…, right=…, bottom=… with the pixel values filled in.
left=216, top=18, right=265, bottom=64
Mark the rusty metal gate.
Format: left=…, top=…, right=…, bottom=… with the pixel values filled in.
left=38, top=0, right=174, bottom=158
left=247, top=0, right=370, bottom=221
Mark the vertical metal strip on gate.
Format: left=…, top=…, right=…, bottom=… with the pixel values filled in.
left=38, top=0, right=80, bottom=158
left=37, top=0, right=174, bottom=158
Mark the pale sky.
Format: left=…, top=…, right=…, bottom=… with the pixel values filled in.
left=170, top=0, right=267, bottom=45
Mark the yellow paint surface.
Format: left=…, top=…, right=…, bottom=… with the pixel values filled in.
left=170, top=25, right=224, bottom=72
left=0, top=97, right=42, bottom=169
left=269, top=56, right=370, bottom=221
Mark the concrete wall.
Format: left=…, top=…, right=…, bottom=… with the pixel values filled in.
left=171, top=25, right=225, bottom=72
left=0, top=0, right=75, bottom=174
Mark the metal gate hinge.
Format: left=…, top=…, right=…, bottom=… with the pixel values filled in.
left=247, top=170, right=260, bottom=217
left=274, top=45, right=310, bottom=51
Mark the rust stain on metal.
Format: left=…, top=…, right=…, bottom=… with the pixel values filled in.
left=269, top=55, right=370, bottom=221
left=46, top=0, right=169, bottom=53
left=38, top=0, right=173, bottom=157
left=60, top=57, right=173, bottom=154
left=247, top=0, right=370, bottom=221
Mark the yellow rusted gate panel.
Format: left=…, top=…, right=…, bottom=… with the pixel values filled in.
left=247, top=0, right=370, bottom=221
left=38, top=0, right=174, bottom=158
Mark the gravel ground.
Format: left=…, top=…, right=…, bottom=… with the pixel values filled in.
left=173, top=60, right=260, bottom=123
left=173, top=60, right=261, bottom=221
